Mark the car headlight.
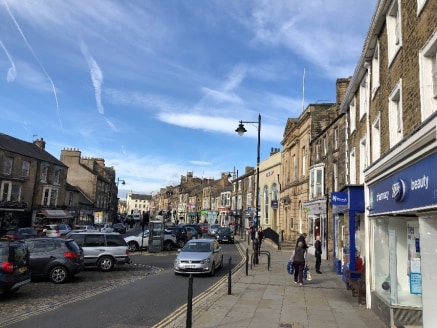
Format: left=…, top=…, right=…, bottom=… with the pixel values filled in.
left=200, top=258, right=211, bottom=264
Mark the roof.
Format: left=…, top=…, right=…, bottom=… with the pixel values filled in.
left=0, top=134, right=66, bottom=167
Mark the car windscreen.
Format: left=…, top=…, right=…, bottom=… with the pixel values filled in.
left=182, top=242, right=211, bottom=252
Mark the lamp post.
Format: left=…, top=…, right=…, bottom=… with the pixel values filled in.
left=116, top=178, right=126, bottom=187
left=236, top=113, right=261, bottom=264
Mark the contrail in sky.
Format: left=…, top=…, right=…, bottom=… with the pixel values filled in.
left=2, top=0, right=63, bottom=130
left=0, top=40, right=16, bottom=82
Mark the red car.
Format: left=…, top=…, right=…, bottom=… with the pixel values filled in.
left=198, top=223, right=209, bottom=234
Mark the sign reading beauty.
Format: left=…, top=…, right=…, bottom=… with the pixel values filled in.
left=368, top=152, right=437, bottom=215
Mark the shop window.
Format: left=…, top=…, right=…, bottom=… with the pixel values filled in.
left=373, top=218, right=422, bottom=308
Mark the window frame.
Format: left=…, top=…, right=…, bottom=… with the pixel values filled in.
left=372, top=113, right=381, bottom=163
left=419, top=30, right=437, bottom=121
left=386, top=0, right=402, bottom=66
left=388, top=79, right=403, bottom=147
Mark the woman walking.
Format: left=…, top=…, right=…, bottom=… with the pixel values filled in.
left=290, top=241, right=307, bottom=286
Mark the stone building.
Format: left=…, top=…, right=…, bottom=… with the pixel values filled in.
left=0, top=135, right=71, bottom=233
left=279, top=103, right=336, bottom=243
left=340, top=0, right=437, bottom=326
left=60, top=148, right=117, bottom=225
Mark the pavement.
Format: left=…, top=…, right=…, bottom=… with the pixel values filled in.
left=157, top=237, right=388, bottom=328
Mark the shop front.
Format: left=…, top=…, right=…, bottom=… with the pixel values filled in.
left=200, top=210, right=218, bottom=225
left=303, top=198, right=327, bottom=258
left=365, top=117, right=437, bottom=327
left=34, top=209, right=74, bottom=229
left=332, top=187, right=365, bottom=276
left=0, top=201, right=30, bottom=234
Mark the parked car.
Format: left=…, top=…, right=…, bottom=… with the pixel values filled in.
left=72, top=225, right=97, bottom=232
left=113, top=223, right=127, bottom=234
left=98, top=223, right=114, bottom=233
left=198, top=222, right=209, bottom=234
left=25, top=238, right=84, bottom=284
left=43, top=224, right=72, bottom=238
left=165, top=226, right=189, bottom=248
left=181, top=224, right=203, bottom=238
left=0, top=239, right=31, bottom=294
left=215, top=227, right=234, bottom=244
left=67, top=232, right=130, bottom=271
left=124, top=229, right=177, bottom=252
left=174, top=239, right=223, bottom=276
left=208, top=224, right=221, bottom=237
left=4, top=228, right=38, bottom=240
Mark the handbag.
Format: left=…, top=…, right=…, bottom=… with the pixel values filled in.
left=287, top=261, right=294, bottom=275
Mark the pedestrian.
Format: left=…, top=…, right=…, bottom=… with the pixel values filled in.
left=296, top=232, right=308, bottom=249
left=290, top=240, right=307, bottom=286
left=257, top=226, right=264, bottom=246
left=315, top=235, right=322, bottom=274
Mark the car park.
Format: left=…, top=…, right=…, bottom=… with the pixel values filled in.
left=4, top=227, right=38, bottom=240
left=0, top=239, right=31, bottom=294
left=208, top=224, right=221, bottom=237
left=113, top=223, right=127, bottom=234
left=215, top=227, right=234, bottom=244
left=25, top=238, right=84, bottom=284
left=67, top=232, right=130, bottom=271
left=43, top=224, right=72, bottom=238
left=165, top=226, right=189, bottom=248
left=124, top=229, right=177, bottom=252
left=174, top=239, right=223, bottom=276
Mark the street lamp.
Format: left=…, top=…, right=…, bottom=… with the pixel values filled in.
left=116, top=178, right=126, bottom=187
left=236, top=113, right=261, bottom=264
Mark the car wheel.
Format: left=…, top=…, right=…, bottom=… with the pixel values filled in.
left=163, top=241, right=173, bottom=251
left=177, top=239, right=185, bottom=248
left=128, top=241, right=139, bottom=252
left=50, top=266, right=69, bottom=284
left=210, top=262, right=216, bottom=276
left=98, top=256, right=114, bottom=271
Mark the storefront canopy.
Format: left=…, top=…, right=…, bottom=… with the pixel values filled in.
left=37, top=209, right=73, bottom=219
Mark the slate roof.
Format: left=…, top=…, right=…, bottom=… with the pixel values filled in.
left=0, top=133, right=66, bottom=167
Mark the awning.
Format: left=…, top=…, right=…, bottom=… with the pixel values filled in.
left=37, top=209, right=73, bottom=219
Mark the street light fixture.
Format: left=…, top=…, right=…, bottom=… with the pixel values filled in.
left=116, top=178, right=126, bottom=187
left=235, top=113, right=261, bottom=264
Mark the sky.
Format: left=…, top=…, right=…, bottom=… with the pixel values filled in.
left=0, top=0, right=377, bottom=199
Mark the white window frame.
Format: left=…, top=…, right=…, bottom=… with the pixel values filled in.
left=54, top=169, right=61, bottom=185
left=359, top=136, right=367, bottom=184
left=323, top=137, right=327, bottom=156
left=359, top=73, right=369, bottom=119
left=334, top=128, right=339, bottom=149
left=417, top=0, right=428, bottom=15
left=388, top=80, right=403, bottom=147
left=419, top=29, right=437, bottom=121
left=372, top=113, right=381, bottom=163
left=386, top=0, right=402, bottom=66
left=42, top=187, right=59, bottom=206
left=333, top=163, right=338, bottom=191
left=372, top=40, right=380, bottom=97
left=316, top=143, right=320, bottom=160
left=349, top=148, right=356, bottom=185
left=349, top=96, right=356, bottom=133
left=309, top=165, right=324, bottom=200
left=301, top=147, right=306, bottom=177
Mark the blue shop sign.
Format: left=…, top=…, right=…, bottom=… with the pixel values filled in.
left=331, top=192, right=348, bottom=205
left=369, top=152, right=437, bottom=214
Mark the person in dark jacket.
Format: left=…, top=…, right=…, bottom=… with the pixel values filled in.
left=315, top=235, right=322, bottom=274
left=296, top=233, right=308, bottom=249
left=290, top=241, right=307, bottom=286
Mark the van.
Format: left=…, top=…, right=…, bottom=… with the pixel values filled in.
left=67, top=232, right=131, bottom=271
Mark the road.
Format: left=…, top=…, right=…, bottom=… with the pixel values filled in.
left=0, top=240, right=244, bottom=328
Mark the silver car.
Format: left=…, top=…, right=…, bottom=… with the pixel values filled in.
left=207, top=224, right=221, bottom=237
left=174, top=239, right=223, bottom=276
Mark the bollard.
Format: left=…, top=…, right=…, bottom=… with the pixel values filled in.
left=186, top=274, right=193, bottom=328
left=228, top=257, right=232, bottom=295
left=245, top=248, right=249, bottom=276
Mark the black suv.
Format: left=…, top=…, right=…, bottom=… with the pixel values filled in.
left=25, top=238, right=84, bottom=284
left=165, top=226, right=189, bottom=248
left=0, top=239, right=31, bottom=294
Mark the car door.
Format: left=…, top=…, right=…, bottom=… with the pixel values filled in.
left=27, top=239, right=54, bottom=277
left=212, top=240, right=221, bottom=266
left=83, top=234, right=105, bottom=264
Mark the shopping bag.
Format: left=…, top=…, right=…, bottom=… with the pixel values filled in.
left=304, top=265, right=312, bottom=281
left=287, top=261, right=294, bottom=275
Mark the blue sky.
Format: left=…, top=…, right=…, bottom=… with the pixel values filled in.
left=0, top=0, right=376, bottom=198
